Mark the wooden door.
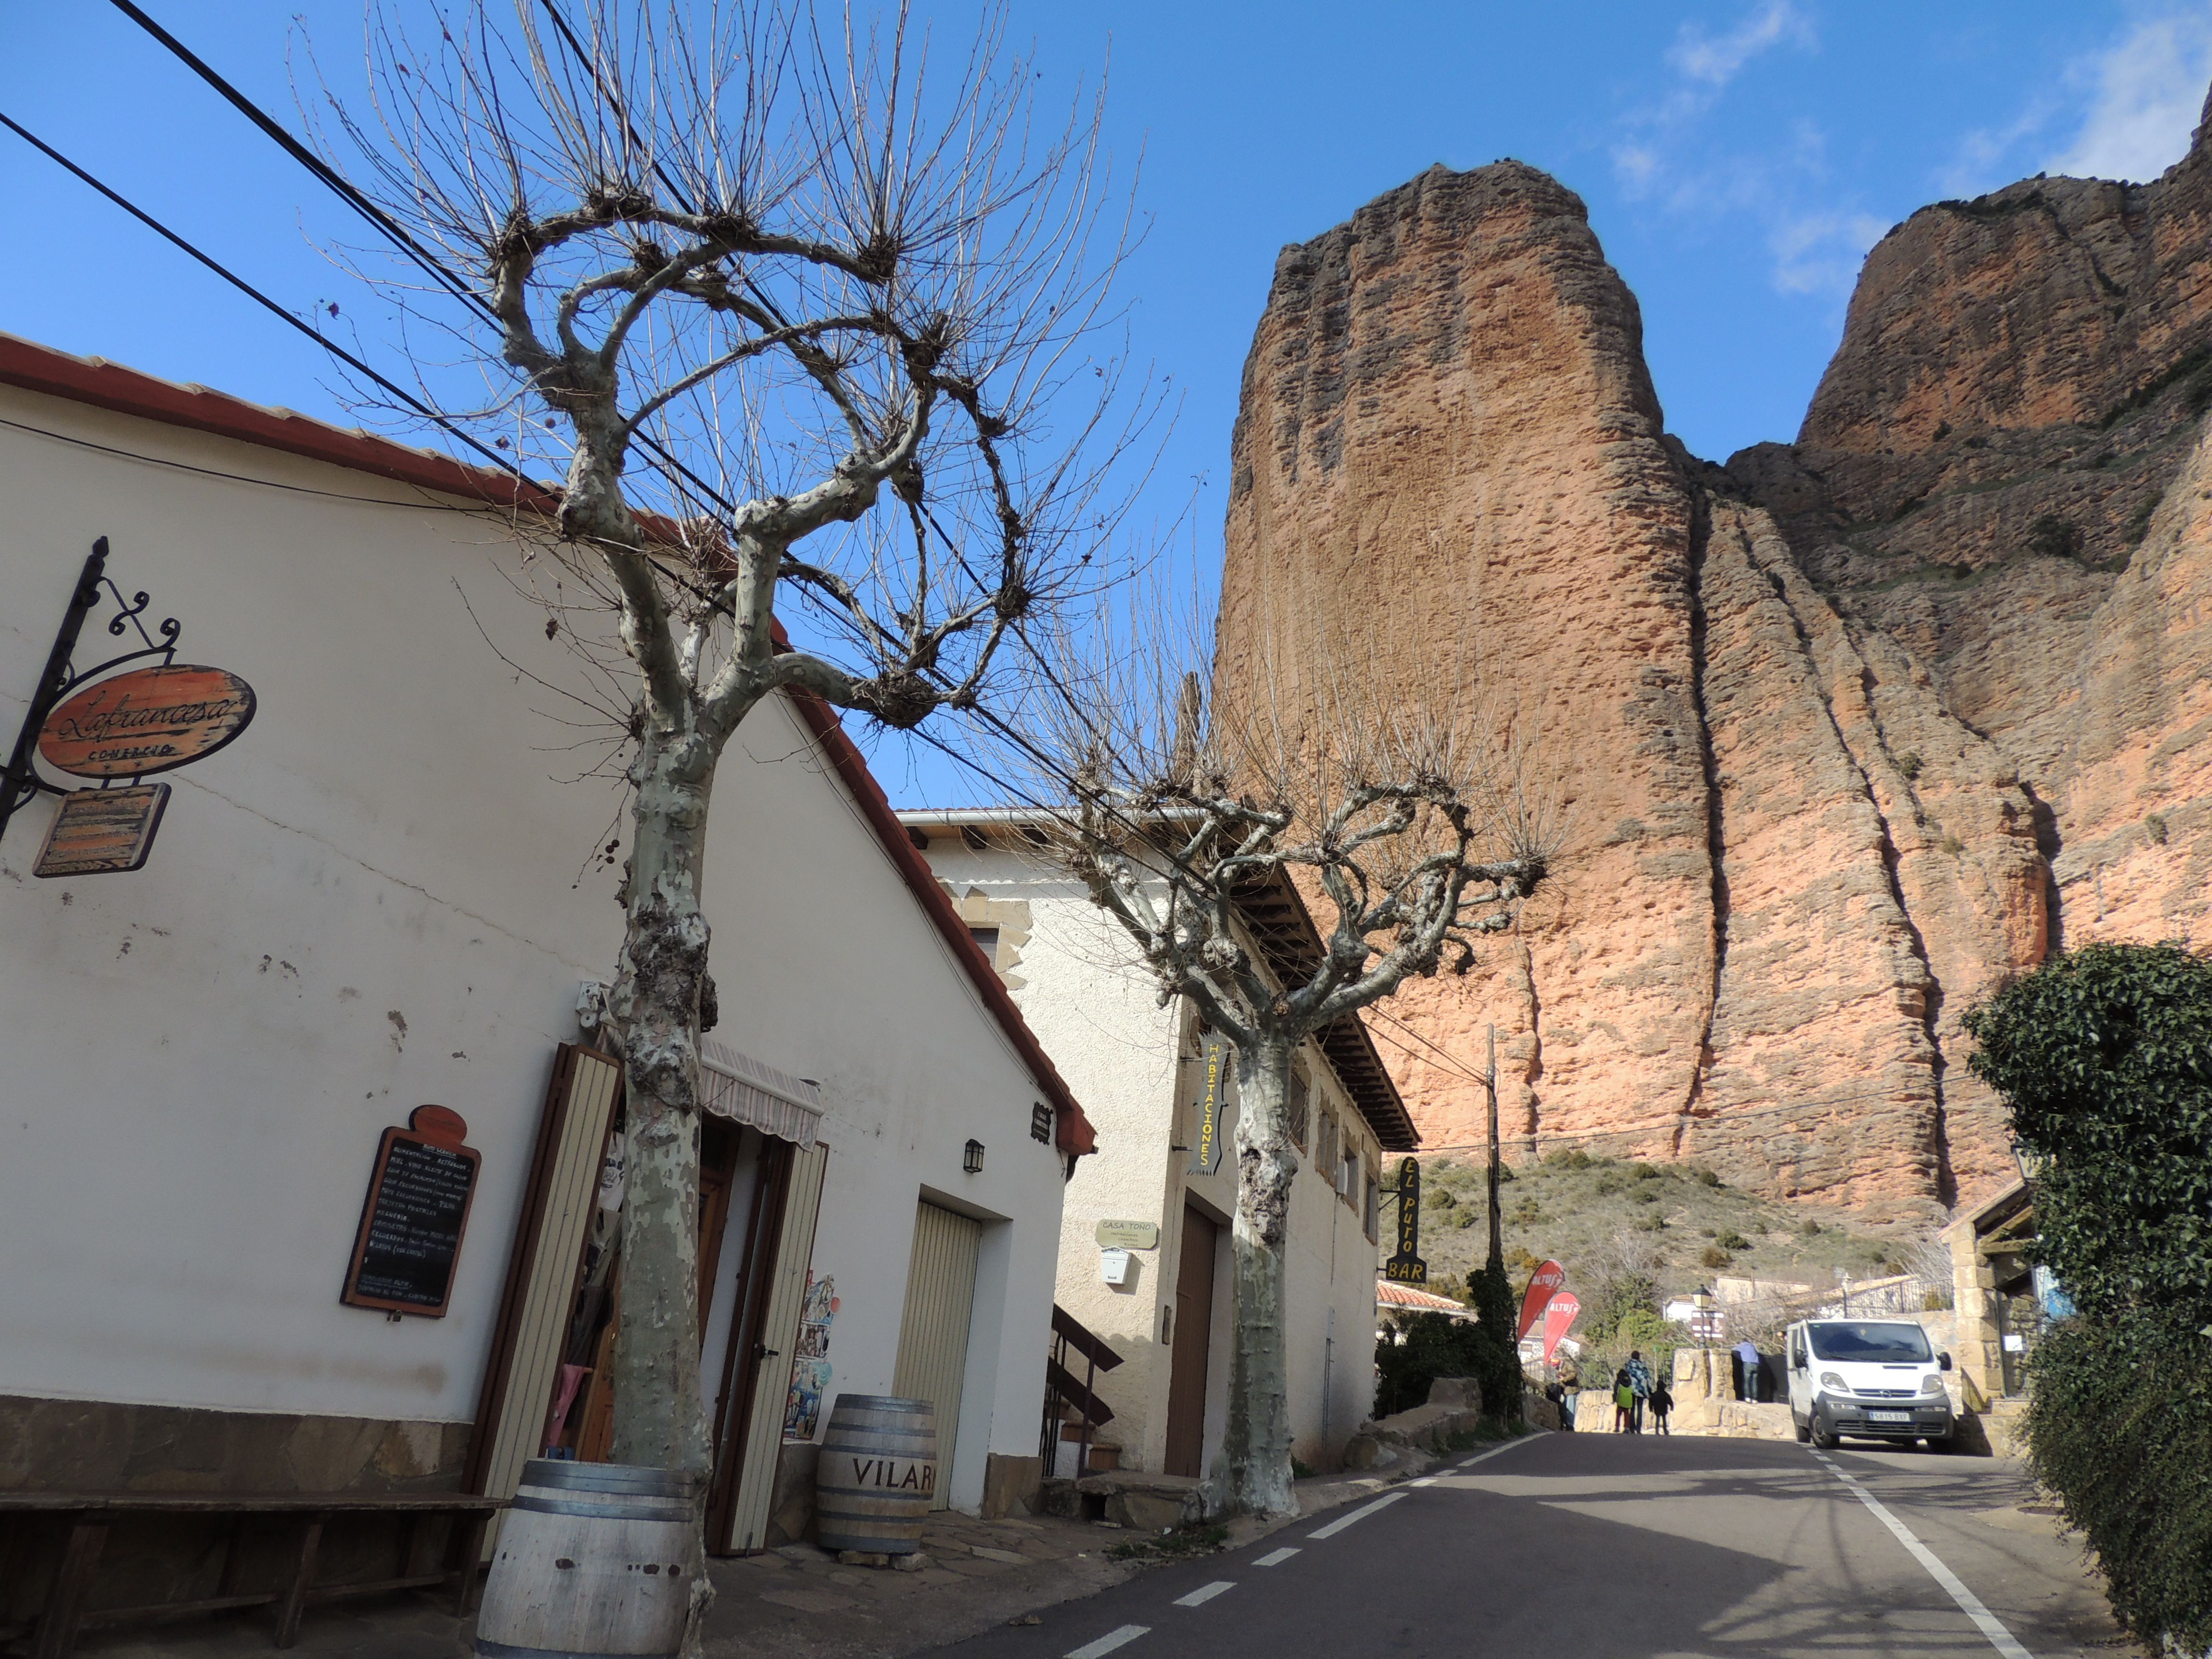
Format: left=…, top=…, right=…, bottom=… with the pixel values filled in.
left=712, top=1139, right=829, bottom=1554
left=1165, top=1204, right=1218, bottom=1478
left=892, top=1202, right=983, bottom=1510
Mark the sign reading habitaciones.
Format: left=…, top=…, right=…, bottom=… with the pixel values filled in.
left=1188, top=1032, right=1229, bottom=1178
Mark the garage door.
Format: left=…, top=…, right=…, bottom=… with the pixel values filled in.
left=892, top=1202, right=983, bottom=1510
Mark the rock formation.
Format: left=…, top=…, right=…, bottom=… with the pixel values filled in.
left=1215, top=97, right=2212, bottom=1214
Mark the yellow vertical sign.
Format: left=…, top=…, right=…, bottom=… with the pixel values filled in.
left=1188, top=1034, right=1227, bottom=1177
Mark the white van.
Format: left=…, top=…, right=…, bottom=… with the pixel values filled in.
left=1784, top=1319, right=1955, bottom=1451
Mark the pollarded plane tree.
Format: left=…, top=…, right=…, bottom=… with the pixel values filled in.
left=1022, top=612, right=1550, bottom=1517
left=312, top=0, right=1150, bottom=1497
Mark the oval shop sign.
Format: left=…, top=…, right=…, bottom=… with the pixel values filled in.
left=38, top=664, right=257, bottom=779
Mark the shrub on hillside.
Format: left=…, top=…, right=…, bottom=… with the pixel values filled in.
left=1373, top=1311, right=1487, bottom=1418
left=1965, top=941, right=2212, bottom=1653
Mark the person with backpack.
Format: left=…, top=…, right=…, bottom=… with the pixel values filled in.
left=1613, top=1371, right=1635, bottom=1432
left=1624, top=1350, right=1655, bottom=1432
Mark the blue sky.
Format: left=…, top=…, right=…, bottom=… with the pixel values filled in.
left=5, top=1, right=2209, bottom=801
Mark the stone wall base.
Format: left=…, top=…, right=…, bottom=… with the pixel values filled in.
left=980, top=1453, right=1042, bottom=1519
left=0, top=1392, right=470, bottom=1494
left=764, top=1441, right=820, bottom=1547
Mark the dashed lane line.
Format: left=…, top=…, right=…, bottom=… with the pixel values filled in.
left=1065, top=1626, right=1150, bottom=1659
left=1173, top=1581, right=1236, bottom=1608
left=1811, top=1452, right=2035, bottom=1659
left=1305, top=1491, right=1406, bottom=1539
left=1455, top=1435, right=1540, bottom=1473
left=1254, top=1547, right=1300, bottom=1566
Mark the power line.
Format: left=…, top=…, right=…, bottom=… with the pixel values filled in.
left=0, top=109, right=535, bottom=491
left=0, top=411, right=522, bottom=514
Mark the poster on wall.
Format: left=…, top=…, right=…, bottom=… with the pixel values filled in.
left=783, top=1273, right=838, bottom=1440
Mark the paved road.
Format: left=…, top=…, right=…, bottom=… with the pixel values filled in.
left=948, top=1433, right=2137, bottom=1659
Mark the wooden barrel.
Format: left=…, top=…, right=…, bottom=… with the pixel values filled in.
left=474, top=1459, right=699, bottom=1658
left=815, top=1395, right=938, bottom=1552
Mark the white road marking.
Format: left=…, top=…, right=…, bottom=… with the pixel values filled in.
left=1066, top=1626, right=1151, bottom=1659
left=1254, top=1547, right=1300, bottom=1566
left=1306, top=1491, right=1405, bottom=1538
left=1454, top=1438, right=1536, bottom=1472
left=1811, top=1453, right=2035, bottom=1659
left=1408, top=1477, right=1437, bottom=1487
left=1174, top=1581, right=1236, bottom=1607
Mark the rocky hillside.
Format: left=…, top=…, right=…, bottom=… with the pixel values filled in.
left=1215, top=97, right=2212, bottom=1216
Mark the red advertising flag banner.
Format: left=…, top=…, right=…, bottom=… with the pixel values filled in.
left=1516, top=1259, right=1566, bottom=1339
left=1541, top=1292, right=1581, bottom=1363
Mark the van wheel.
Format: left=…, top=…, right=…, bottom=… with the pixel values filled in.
left=1920, top=1436, right=1951, bottom=1454
left=1811, top=1423, right=1839, bottom=1451
left=1793, top=1417, right=1811, bottom=1444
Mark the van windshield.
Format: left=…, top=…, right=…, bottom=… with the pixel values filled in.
left=1807, top=1322, right=1932, bottom=1363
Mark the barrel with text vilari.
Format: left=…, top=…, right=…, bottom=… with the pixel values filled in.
left=815, top=1395, right=938, bottom=1553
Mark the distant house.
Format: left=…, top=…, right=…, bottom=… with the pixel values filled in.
left=0, top=334, right=1094, bottom=1615
left=899, top=809, right=1416, bottom=1476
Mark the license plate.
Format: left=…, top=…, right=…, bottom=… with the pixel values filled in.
left=1869, top=1410, right=1912, bottom=1423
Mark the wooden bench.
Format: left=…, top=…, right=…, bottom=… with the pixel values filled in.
left=0, top=1491, right=503, bottom=1657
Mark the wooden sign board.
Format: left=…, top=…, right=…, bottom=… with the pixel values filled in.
left=37, top=663, right=256, bottom=780
left=1095, top=1219, right=1159, bottom=1250
left=1384, top=1255, right=1429, bottom=1286
left=33, top=784, right=169, bottom=877
left=342, top=1106, right=482, bottom=1318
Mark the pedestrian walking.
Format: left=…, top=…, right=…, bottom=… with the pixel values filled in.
left=1734, top=1336, right=1761, bottom=1401
left=1650, top=1379, right=1673, bottom=1435
left=1613, top=1373, right=1634, bottom=1432
left=1624, top=1350, right=1654, bottom=1432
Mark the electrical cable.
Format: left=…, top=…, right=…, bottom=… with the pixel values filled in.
left=0, top=109, right=535, bottom=491
left=96, top=0, right=1539, bottom=1055
left=0, top=411, right=526, bottom=514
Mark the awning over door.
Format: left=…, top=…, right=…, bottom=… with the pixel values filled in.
left=700, top=1037, right=825, bottom=1146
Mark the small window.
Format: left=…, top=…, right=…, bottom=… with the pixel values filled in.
left=1317, top=1113, right=1337, bottom=1180
left=1288, top=1068, right=1310, bottom=1151
left=1363, top=1170, right=1380, bottom=1242
left=968, top=926, right=1000, bottom=964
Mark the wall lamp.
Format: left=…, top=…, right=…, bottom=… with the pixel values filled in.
left=964, top=1139, right=986, bottom=1175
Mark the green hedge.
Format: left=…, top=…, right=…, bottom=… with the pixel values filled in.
left=1373, top=1311, right=1487, bottom=1417
left=1965, top=942, right=2212, bottom=1652
left=2022, top=1314, right=2212, bottom=1654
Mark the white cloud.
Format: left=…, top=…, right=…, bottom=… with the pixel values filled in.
left=2049, top=7, right=2212, bottom=182
left=1667, top=0, right=1815, bottom=89
left=1770, top=211, right=1889, bottom=295
left=1936, top=102, right=2059, bottom=199
left=1611, top=1, right=1861, bottom=296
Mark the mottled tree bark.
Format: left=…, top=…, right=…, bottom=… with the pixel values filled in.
left=1206, top=1037, right=1297, bottom=1518
left=606, top=726, right=719, bottom=1480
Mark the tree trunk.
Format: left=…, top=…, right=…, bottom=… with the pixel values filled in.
left=1204, top=1034, right=1298, bottom=1519
left=605, top=725, right=719, bottom=1648
left=606, top=727, right=720, bottom=1471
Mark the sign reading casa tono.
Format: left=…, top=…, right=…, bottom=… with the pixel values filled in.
left=0, top=538, right=259, bottom=880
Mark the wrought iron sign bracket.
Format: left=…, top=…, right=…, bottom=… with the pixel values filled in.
left=0, top=537, right=185, bottom=845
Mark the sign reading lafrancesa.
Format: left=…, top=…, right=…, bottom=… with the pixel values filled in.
left=37, top=664, right=256, bottom=779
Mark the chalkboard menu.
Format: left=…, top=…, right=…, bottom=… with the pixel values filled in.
left=342, top=1106, right=481, bottom=1317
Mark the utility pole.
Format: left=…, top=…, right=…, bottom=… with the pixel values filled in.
left=1486, top=1023, right=1502, bottom=1264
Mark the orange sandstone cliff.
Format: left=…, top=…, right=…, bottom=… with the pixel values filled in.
left=1216, top=101, right=2212, bottom=1215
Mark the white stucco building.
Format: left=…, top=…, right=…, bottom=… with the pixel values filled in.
left=0, top=334, right=1094, bottom=1604
left=897, top=811, right=1415, bottom=1477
